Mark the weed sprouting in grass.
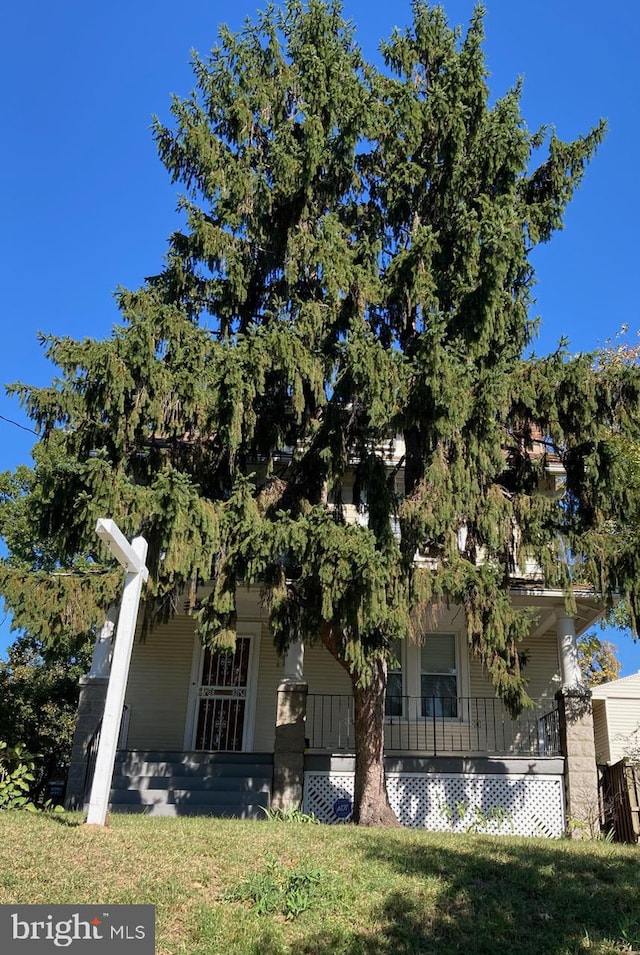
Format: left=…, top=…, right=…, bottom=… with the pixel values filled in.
left=260, top=806, right=319, bottom=824
left=224, top=855, right=328, bottom=919
left=436, top=797, right=515, bottom=834
left=618, top=915, right=640, bottom=949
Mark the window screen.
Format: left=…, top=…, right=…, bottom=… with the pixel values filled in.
left=421, top=634, right=458, bottom=717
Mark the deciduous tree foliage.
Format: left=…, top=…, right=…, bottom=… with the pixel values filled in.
left=577, top=633, right=621, bottom=688
left=3, top=1, right=640, bottom=824
left=0, top=634, right=92, bottom=802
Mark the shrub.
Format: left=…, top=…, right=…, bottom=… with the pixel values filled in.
left=0, top=742, right=37, bottom=810
left=0, top=634, right=92, bottom=802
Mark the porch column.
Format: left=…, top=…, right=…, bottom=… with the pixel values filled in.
left=283, top=640, right=305, bottom=682
left=555, top=613, right=599, bottom=836
left=65, top=607, right=117, bottom=809
left=557, top=613, right=581, bottom=688
left=271, top=646, right=308, bottom=812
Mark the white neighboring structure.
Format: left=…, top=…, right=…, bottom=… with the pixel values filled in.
left=591, top=671, right=640, bottom=765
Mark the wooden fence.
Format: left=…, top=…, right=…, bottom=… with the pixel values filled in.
left=600, top=760, right=640, bottom=844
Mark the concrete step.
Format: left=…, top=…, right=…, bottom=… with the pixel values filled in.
left=116, top=750, right=273, bottom=765
left=114, top=752, right=273, bottom=779
left=108, top=750, right=273, bottom=819
left=109, top=788, right=270, bottom=808
left=109, top=802, right=269, bottom=819
left=110, top=774, right=271, bottom=792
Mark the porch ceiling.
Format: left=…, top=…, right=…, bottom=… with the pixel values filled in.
left=509, top=587, right=604, bottom=638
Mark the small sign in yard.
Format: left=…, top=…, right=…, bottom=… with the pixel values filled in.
left=333, top=797, right=352, bottom=819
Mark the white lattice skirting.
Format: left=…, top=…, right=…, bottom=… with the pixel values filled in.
left=303, top=772, right=566, bottom=837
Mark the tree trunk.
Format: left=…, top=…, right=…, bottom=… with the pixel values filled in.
left=321, top=626, right=399, bottom=826
left=350, top=658, right=400, bottom=826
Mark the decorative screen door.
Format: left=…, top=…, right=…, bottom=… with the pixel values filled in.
left=194, top=637, right=252, bottom=751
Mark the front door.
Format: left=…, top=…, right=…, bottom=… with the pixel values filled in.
left=194, top=637, right=252, bottom=751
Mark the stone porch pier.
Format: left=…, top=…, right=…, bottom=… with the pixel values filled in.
left=556, top=612, right=600, bottom=837
left=271, top=640, right=307, bottom=812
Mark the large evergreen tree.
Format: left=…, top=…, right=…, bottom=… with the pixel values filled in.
left=3, top=1, right=640, bottom=824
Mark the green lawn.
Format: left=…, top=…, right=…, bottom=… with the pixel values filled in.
left=0, top=812, right=638, bottom=954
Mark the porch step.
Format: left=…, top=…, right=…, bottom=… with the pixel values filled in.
left=110, top=774, right=271, bottom=792
left=108, top=751, right=273, bottom=819
left=115, top=752, right=272, bottom=779
left=109, top=803, right=267, bottom=819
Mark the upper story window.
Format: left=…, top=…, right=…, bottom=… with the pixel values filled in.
left=421, top=633, right=458, bottom=718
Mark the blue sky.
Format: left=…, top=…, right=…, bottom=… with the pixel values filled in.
left=1, top=1, right=639, bottom=674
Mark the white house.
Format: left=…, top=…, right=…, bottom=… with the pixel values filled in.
left=65, top=438, right=604, bottom=838
left=591, top=672, right=640, bottom=766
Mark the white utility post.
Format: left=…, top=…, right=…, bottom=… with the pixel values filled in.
left=86, top=519, right=148, bottom=826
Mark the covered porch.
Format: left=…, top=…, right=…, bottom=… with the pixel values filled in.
left=66, top=588, right=601, bottom=836
left=305, top=692, right=561, bottom=758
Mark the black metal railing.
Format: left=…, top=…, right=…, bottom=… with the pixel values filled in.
left=538, top=706, right=561, bottom=757
left=305, top=695, right=561, bottom=758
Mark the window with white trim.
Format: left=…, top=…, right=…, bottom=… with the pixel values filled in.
left=421, top=633, right=458, bottom=718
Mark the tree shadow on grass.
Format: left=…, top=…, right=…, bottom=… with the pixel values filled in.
left=360, top=837, right=640, bottom=955
left=42, top=811, right=84, bottom=828
left=243, top=837, right=640, bottom=955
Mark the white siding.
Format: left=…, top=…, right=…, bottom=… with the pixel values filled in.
left=469, top=630, right=561, bottom=704
left=606, top=699, right=640, bottom=764
left=591, top=672, right=640, bottom=765
left=252, top=627, right=283, bottom=752
left=592, top=699, right=611, bottom=764
left=591, top=672, right=640, bottom=700
left=303, top=643, right=352, bottom=696
left=125, top=616, right=195, bottom=750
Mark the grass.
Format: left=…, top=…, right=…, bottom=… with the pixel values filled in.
left=0, top=812, right=638, bottom=954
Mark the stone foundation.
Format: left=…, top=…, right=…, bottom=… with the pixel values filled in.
left=64, top=676, right=108, bottom=810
